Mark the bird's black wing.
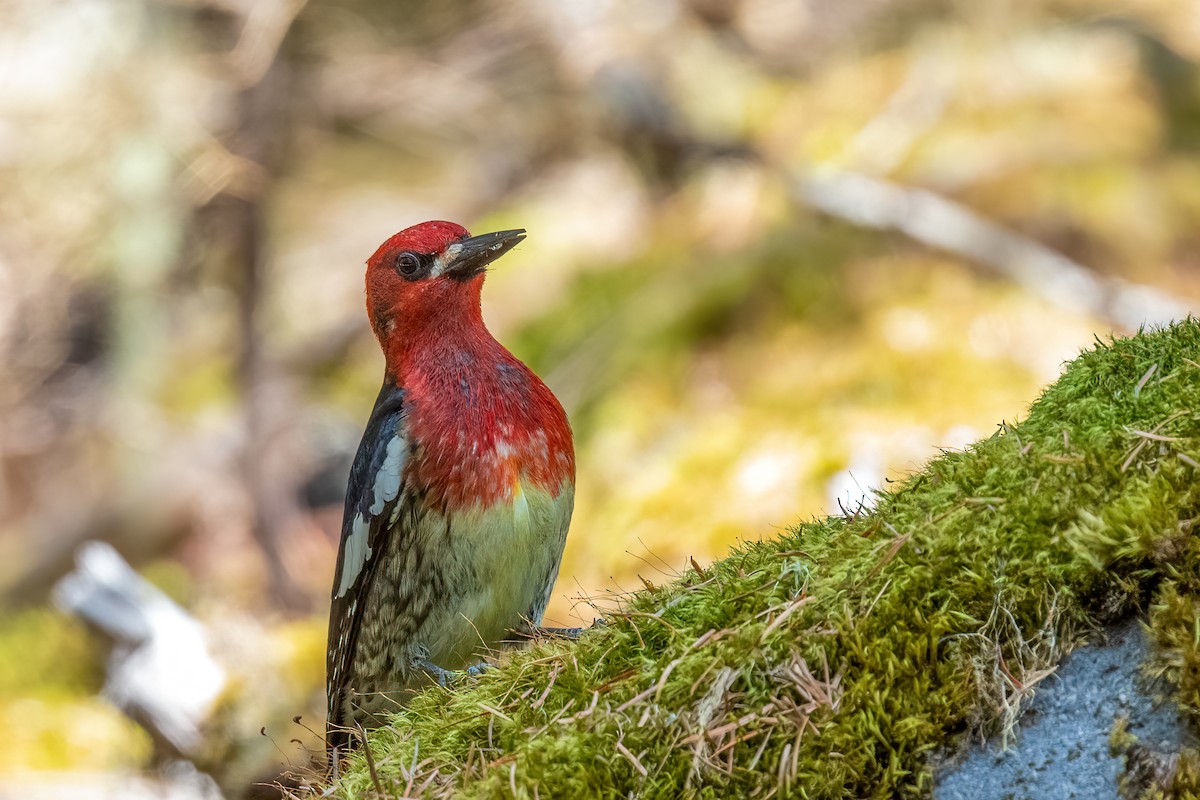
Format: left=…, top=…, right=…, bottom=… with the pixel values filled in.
left=325, top=380, right=411, bottom=756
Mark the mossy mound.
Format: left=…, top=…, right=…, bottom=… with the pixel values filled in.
left=326, top=320, right=1200, bottom=799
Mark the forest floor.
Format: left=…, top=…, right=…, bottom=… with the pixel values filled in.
left=321, top=319, right=1200, bottom=799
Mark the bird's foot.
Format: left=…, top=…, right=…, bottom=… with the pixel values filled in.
left=518, top=619, right=607, bottom=641
left=534, top=625, right=584, bottom=639
left=417, top=659, right=490, bottom=687
left=418, top=659, right=456, bottom=687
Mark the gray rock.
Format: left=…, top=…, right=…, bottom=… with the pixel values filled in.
left=936, top=619, right=1190, bottom=800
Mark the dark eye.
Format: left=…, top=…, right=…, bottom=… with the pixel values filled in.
left=396, top=252, right=422, bottom=277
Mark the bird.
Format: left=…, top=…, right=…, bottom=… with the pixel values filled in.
left=325, top=221, right=575, bottom=759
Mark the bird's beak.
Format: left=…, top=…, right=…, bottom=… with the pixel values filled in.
left=443, top=229, right=527, bottom=280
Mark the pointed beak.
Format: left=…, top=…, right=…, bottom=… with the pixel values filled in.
left=443, top=229, right=527, bottom=280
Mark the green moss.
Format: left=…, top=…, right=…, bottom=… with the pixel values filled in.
left=0, top=608, right=149, bottom=771
left=325, top=320, right=1200, bottom=799
left=0, top=608, right=103, bottom=700
left=1109, top=717, right=1200, bottom=799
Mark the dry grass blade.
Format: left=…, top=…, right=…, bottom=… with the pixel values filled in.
left=866, top=532, right=910, bottom=579
left=1135, top=363, right=1158, bottom=397
left=531, top=662, right=562, bottom=710
left=355, top=723, right=386, bottom=798
left=760, top=595, right=815, bottom=641
left=1126, top=427, right=1182, bottom=443
left=616, top=739, right=649, bottom=777
left=478, top=703, right=514, bottom=723
left=686, top=666, right=740, bottom=781
left=615, top=685, right=657, bottom=714
left=771, top=652, right=842, bottom=716
left=1121, top=439, right=1148, bottom=472
left=1120, top=412, right=1186, bottom=471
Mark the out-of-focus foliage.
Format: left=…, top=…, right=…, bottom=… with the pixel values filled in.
left=0, top=0, right=1197, bottom=794
left=0, top=609, right=151, bottom=771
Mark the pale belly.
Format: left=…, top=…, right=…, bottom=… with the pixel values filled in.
left=349, top=478, right=573, bottom=715
left=423, top=479, right=573, bottom=666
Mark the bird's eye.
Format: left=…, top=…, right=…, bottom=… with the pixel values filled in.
left=396, top=252, right=422, bottom=278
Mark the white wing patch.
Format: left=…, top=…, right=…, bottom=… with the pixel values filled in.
left=336, top=513, right=372, bottom=599
left=336, top=434, right=406, bottom=599
left=370, top=435, right=406, bottom=514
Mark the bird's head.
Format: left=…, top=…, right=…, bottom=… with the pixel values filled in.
left=365, top=220, right=526, bottom=344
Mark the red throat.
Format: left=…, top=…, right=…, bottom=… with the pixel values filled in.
left=394, top=323, right=575, bottom=512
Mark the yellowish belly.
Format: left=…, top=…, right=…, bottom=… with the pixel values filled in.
left=422, top=478, right=573, bottom=668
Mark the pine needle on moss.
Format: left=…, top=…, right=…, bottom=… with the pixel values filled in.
left=320, top=319, right=1200, bottom=799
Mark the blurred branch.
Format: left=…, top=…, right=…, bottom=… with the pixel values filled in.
left=54, top=541, right=225, bottom=759
left=790, top=166, right=1192, bottom=329
left=228, top=14, right=309, bottom=613
left=837, top=52, right=953, bottom=175
left=685, top=0, right=909, bottom=76
left=584, top=45, right=1191, bottom=329
left=183, top=0, right=310, bottom=612
left=227, top=0, right=309, bottom=87
left=790, top=42, right=1192, bottom=329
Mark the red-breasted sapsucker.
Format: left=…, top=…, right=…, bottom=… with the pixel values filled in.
left=325, top=221, right=575, bottom=758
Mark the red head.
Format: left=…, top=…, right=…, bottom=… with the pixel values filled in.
left=365, top=221, right=526, bottom=353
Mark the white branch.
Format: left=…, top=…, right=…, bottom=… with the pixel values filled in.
left=793, top=167, right=1192, bottom=330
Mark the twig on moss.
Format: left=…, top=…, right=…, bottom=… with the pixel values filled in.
left=761, top=595, right=816, bottom=640
left=1135, top=363, right=1159, bottom=397
left=479, top=703, right=514, bottom=724
left=1127, top=428, right=1182, bottom=443
left=616, top=739, right=649, bottom=777
left=354, top=723, right=386, bottom=797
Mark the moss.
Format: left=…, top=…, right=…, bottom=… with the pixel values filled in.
left=1109, top=717, right=1200, bottom=799
left=323, top=320, right=1200, bottom=799
left=0, top=608, right=151, bottom=770
left=0, top=608, right=103, bottom=699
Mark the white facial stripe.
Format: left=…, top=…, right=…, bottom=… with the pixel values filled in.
left=431, top=243, right=463, bottom=277
left=370, top=434, right=406, bottom=515
left=336, top=513, right=372, bottom=598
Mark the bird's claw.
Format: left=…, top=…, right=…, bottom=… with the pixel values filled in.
left=418, top=659, right=489, bottom=687
left=520, top=618, right=606, bottom=641
left=418, top=660, right=456, bottom=687
left=537, top=625, right=584, bottom=639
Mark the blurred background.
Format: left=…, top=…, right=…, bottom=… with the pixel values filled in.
left=2, top=0, right=1198, bottom=796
